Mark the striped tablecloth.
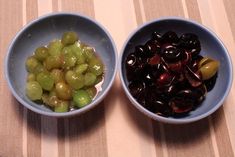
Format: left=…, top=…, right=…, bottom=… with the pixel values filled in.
left=1, top=0, right=235, bottom=156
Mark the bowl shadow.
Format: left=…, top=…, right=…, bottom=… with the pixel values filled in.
left=119, top=86, right=224, bottom=147
left=13, top=95, right=106, bottom=140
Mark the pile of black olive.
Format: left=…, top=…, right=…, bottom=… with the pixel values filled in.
left=125, top=31, right=219, bottom=117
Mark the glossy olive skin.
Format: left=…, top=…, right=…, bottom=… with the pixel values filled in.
left=125, top=31, right=219, bottom=117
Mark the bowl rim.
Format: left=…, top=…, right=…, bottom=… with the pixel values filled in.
left=119, top=16, right=233, bottom=124
left=5, top=12, right=118, bottom=117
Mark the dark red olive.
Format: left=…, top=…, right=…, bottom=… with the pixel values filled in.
left=191, top=85, right=207, bottom=104
left=150, top=63, right=167, bottom=78
left=152, top=31, right=162, bottom=42
left=181, top=50, right=191, bottom=65
left=162, top=31, right=179, bottom=44
left=165, top=61, right=182, bottom=72
left=184, top=66, right=202, bottom=87
left=169, top=90, right=195, bottom=114
left=128, top=80, right=145, bottom=98
left=156, top=72, right=175, bottom=86
left=149, top=54, right=161, bottom=65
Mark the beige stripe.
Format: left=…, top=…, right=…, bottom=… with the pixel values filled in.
left=185, top=0, right=201, bottom=23
left=37, top=1, right=58, bottom=157
left=22, top=0, right=27, bottom=156
left=159, top=123, right=168, bottom=157
left=198, top=0, right=235, bottom=155
left=0, top=1, right=24, bottom=156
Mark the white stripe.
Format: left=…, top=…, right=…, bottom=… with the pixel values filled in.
left=208, top=117, right=220, bottom=157
left=138, top=0, right=146, bottom=22
left=181, top=0, right=189, bottom=18
left=58, top=0, right=62, bottom=11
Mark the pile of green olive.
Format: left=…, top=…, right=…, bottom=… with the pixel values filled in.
left=25, top=31, right=104, bottom=112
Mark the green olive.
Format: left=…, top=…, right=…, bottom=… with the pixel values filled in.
left=84, top=72, right=97, bottom=86
left=26, top=81, right=43, bottom=100
left=88, top=58, right=104, bottom=76
left=83, top=46, right=95, bottom=61
left=27, top=73, right=36, bottom=82
left=51, top=69, right=64, bottom=83
left=73, top=90, right=91, bottom=108
left=85, top=87, right=97, bottom=99
left=48, top=40, right=63, bottom=56
left=36, top=72, right=54, bottom=91
left=61, top=31, right=78, bottom=45
left=62, top=53, right=77, bottom=69
left=55, top=82, right=72, bottom=100
left=48, top=95, right=60, bottom=107
left=44, top=55, right=62, bottom=70
left=198, top=57, right=214, bottom=68
left=65, top=70, right=84, bottom=89
left=54, top=100, right=69, bottom=112
left=74, top=63, right=88, bottom=75
left=35, top=46, right=49, bottom=61
left=199, top=61, right=219, bottom=80
left=25, top=56, right=39, bottom=73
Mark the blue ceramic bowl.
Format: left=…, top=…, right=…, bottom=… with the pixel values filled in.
left=5, top=13, right=117, bottom=117
left=120, top=17, right=233, bottom=124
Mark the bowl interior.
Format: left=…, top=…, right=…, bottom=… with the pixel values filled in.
left=7, top=14, right=116, bottom=115
left=121, top=18, right=232, bottom=122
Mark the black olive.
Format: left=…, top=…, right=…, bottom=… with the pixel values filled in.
left=145, top=39, right=161, bottom=55
left=162, top=31, right=179, bottom=44
left=204, top=72, right=217, bottom=91
left=128, top=80, right=145, bottom=98
left=169, top=90, right=195, bottom=114
left=184, top=65, right=202, bottom=87
left=126, top=53, right=139, bottom=69
left=152, top=31, right=162, bottom=42
left=135, top=45, right=145, bottom=57
left=162, top=47, right=183, bottom=63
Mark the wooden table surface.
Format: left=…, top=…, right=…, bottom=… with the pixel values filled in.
left=1, top=0, right=235, bottom=157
